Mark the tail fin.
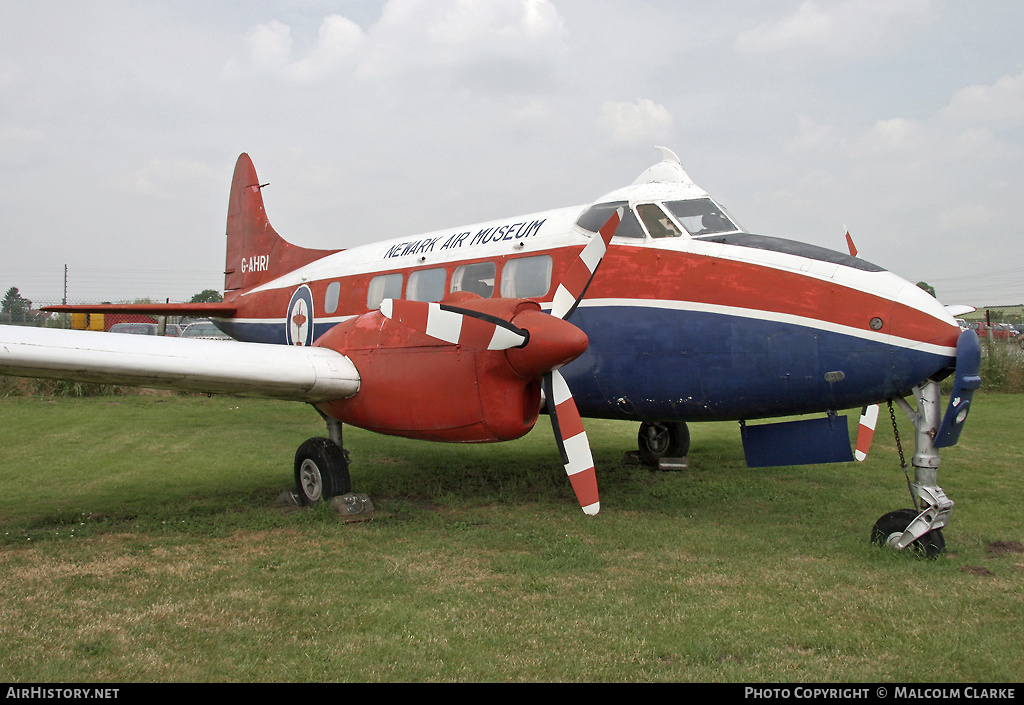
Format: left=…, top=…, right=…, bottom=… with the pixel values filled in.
left=224, top=154, right=340, bottom=293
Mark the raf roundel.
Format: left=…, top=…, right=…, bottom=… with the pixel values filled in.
left=286, top=285, right=315, bottom=347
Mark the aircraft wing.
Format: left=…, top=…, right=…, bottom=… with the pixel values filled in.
left=0, top=325, right=359, bottom=402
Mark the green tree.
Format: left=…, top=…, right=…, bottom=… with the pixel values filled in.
left=191, top=289, right=223, bottom=303
left=2, top=287, right=34, bottom=324
left=916, top=281, right=936, bottom=298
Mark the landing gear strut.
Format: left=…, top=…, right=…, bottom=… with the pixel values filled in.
left=293, top=414, right=351, bottom=505
left=637, top=421, right=689, bottom=468
left=873, top=380, right=954, bottom=558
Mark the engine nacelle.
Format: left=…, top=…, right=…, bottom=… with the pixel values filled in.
left=313, top=296, right=546, bottom=442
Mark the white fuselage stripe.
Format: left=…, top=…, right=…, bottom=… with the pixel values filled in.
left=568, top=298, right=957, bottom=357
left=230, top=299, right=955, bottom=358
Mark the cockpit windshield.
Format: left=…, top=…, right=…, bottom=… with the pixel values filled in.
left=575, top=201, right=646, bottom=238
left=663, top=198, right=738, bottom=236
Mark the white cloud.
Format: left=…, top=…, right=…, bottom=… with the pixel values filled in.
left=422, top=0, right=563, bottom=44
left=247, top=20, right=293, bottom=72
left=786, top=115, right=840, bottom=154
left=857, top=117, right=926, bottom=154
left=850, top=70, right=1024, bottom=162
left=226, top=0, right=565, bottom=84
left=288, top=15, right=365, bottom=82
left=735, top=0, right=932, bottom=58
left=229, top=15, right=365, bottom=82
left=941, top=69, right=1024, bottom=125
left=599, top=99, right=674, bottom=145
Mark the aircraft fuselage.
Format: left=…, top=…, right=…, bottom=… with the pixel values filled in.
left=216, top=163, right=959, bottom=427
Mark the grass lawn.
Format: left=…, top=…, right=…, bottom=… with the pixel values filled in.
left=0, top=392, right=1021, bottom=682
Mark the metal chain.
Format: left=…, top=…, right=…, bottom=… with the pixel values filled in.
left=888, top=399, right=917, bottom=510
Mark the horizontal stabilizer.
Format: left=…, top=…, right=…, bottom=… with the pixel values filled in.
left=944, top=304, right=977, bottom=317
left=0, top=325, right=358, bottom=402
left=42, top=302, right=236, bottom=317
left=741, top=416, right=855, bottom=467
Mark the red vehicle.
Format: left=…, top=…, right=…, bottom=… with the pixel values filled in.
left=970, top=323, right=1015, bottom=340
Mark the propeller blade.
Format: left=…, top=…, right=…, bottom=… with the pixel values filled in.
left=855, top=404, right=879, bottom=461
left=381, top=299, right=528, bottom=350
left=544, top=370, right=599, bottom=515
left=550, top=208, right=622, bottom=320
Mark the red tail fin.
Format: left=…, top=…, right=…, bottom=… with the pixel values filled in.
left=224, top=154, right=339, bottom=293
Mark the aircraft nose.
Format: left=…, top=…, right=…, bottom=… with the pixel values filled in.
left=894, top=282, right=960, bottom=346
left=885, top=281, right=961, bottom=378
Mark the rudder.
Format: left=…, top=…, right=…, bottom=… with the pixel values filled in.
left=224, top=154, right=339, bottom=293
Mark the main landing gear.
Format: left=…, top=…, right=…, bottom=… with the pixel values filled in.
left=293, top=414, right=351, bottom=506
left=636, top=421, right=690, bottom=469
left=871, top=380, right=955, bottom=559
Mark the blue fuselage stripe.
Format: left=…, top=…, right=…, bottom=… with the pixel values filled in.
left=220, top=305, right=953, bottom=422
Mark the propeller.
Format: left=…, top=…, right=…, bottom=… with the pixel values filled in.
left=855, top=404, right=879, bottom=461
left=381, top=208, right=622, bottom=514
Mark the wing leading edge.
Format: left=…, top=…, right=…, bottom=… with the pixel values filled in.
left=0, top=325, right=359, bottom=402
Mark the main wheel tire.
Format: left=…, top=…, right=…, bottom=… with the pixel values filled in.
left=871, top=508, right=946, bottom=559
left=294, top=437, right=351, bottom=505
left=637, top=421, right=690, bottom=468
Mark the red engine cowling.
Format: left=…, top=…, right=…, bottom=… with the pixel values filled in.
left=313, top=296, right=561, bottom=443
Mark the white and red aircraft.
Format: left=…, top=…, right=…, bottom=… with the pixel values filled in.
left=0, top=148, right=980, bottom=554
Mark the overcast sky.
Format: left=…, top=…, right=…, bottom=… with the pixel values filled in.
left=2, top=0, right=1022, bottom=307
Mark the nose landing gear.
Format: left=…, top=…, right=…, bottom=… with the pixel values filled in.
left=872, top=380, right=956, bottom=558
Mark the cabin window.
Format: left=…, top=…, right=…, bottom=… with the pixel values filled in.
left=367, top=273, right=403, bottom=310
left=663, top=198, right=738, bottom=236
left=637, top=204, right=682, bottom=238
left=451, top=262, right=495, bottom=298
left=324, top=281, right=341, bottom=314
left=407, top=268, right=447, bottom=302
left=576, top=201, right=645, bottom=238
left=500, top=255, right=553, bottom=298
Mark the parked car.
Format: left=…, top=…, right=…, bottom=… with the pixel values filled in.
left=970, top=322, right=1016, bottom=340
left=180, top=320, right=232, bottom=340
left=108, top=322, right=182, bottom=336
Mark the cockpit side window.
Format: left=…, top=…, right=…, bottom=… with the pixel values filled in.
left=451, top=261, right=496, bottom=298
left=664, top=198, right=738, bottom=236
left=576, top=201, right=645, bottom=238
left=637, top=204, right=682, bottom=238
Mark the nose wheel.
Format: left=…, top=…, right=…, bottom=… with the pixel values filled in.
left=871, top=508, right=946, bottom=559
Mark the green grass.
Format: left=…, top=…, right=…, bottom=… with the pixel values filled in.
left=0, top=393, right=1021, bottom=682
